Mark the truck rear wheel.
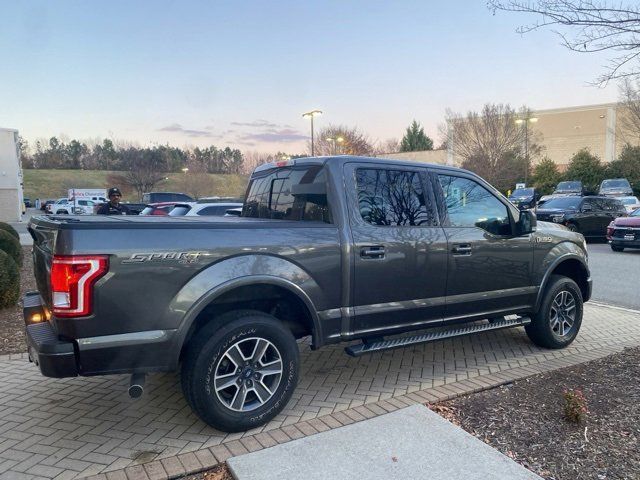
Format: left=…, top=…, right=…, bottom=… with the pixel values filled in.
left=526, top=275, right=583, bottom=349
left=181, top=310, right=299, bottom=432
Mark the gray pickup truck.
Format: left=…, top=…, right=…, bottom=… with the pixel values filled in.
left=24, top=156, right=592, bottom=432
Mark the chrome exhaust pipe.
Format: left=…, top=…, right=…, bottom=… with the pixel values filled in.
left=128, top=373, right=146, bottom=399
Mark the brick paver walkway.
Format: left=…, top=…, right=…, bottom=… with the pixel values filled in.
left=0, top=303, right=638, bottom=480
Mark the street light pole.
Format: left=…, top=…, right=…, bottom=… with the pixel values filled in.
left=516, top=115, right=538, bottom=186
left=302, top=110, right=323, bottom=156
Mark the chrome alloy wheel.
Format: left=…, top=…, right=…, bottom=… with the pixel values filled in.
left=213, top=337, right=283, bottom=412
left=550, top=290, right=576, bottom=337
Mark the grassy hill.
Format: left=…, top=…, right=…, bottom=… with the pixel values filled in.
left=23, top=169, right=248, bottom=201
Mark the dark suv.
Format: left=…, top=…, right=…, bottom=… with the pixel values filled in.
left=536, top=195, right=626, bottom=238
left=508, top=187, right=537, bottom=210
left=553, top=181, right=584, bottom=196
left=142, top=192, right=194, bottom=204
left=599, top=178, right=633, bottom=197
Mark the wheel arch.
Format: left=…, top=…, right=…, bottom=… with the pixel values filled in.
left=535, top=255, right=590, bottom=310
left=172, top=275, right=321, bottom=368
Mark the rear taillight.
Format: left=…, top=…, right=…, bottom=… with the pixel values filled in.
left=51, top=255, right=109, bottom=317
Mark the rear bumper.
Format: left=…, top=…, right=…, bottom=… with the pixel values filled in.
left=24, top=293, right=78, bottom=378
left=23, top=292, right=178, bottom=377
left=610, top=238, right=640, bottom=248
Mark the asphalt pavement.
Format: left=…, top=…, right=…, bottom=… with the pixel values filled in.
left=587, top=242, right=640, bottom=310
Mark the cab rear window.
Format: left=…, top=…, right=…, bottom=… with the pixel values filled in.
left=243, top=166, right=331, bottom=223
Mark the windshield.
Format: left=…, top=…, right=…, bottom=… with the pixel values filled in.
left=601, top=179, right=630, bottom=188
left=511, top=188, right=534, bottom=197
left=632, top=208, right=640, bottom=217
left=620, top=197, right=639, bottom=205
left=540, top=197, right=582, bottom=209
left=555, top=181, right=581, bottom=191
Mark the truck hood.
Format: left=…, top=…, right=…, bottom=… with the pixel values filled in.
left=612, top=216, right=640, bottom=227
left=535, top=207, right=576, bottom=215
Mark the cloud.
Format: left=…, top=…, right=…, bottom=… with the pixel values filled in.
left=238, top=128, right=308, bottom=143
left=158, top=123, right=213, bottom=138
left=231, top=119, right=280, bottom=128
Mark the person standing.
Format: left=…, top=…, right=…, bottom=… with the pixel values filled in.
left=97, top=187, right=131, bottom=215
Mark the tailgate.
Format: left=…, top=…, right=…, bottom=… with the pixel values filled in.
left=27, top=216, right=59, bottom=308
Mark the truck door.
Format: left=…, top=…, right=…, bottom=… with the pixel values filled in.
left=433, top=173, right=535, bottom=321
left=344, top=163, right=447, bottom=337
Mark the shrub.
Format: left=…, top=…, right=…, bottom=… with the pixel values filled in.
left=0, top=230, right=22, bottom=267
left=531, top=157, right=561, bottom=195
left=563, top=389, right=588, bottom=424
left=0, top=250, right=20, bottom=309
left=564, top=149, right=605, bottom=194
left=0, top=222, right=19, bottom=241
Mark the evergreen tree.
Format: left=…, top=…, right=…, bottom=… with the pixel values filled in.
left=400, top=120, right=433, bottom=152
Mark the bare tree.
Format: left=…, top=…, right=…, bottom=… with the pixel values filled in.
left=373, top=138, right=401, bottom=155
left=445, top=103, right=541, bottom=191
left=312, top=125, right=374, bottom=156
left=618, top=78, right=640, bottom=142
left=489, top=1, right=640, bottom=85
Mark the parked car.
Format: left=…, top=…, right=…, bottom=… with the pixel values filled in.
left=196, top=197, right=244, bottom=204
left=139, top=202, right=182, bottom=216
left=598, top=178, right=633, bottom=197
left=142, top=192, right=194, bottom=204
left=616, top=196, right=640, bottom=214
left=47, top=198, right=72, bottom=214
left=40, top=199, right=55, bottom=212
left=71, top=200, right=97, bottom=215
left=121, top=203, right=146, bottom=215
left=535, top=195, right=626, bottom=239
left=508, top=187, right=537, bottom=210
left=168, top=202, right=243, bottom=217
left=553, top=181, right=584, bottom=196
left=48, top=199, right=97, bottom=215
left=607, top=207, right=640, bottom=252
left=24, top=155, right=592, bottom=432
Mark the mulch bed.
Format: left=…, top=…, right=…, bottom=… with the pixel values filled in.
left=183, top=464, right=232, bottom=480
left=433, top=346, right=640, bottom=480
left=0, top=247, right=36, bottom=355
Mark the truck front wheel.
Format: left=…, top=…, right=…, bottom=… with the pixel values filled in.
left=181, top=311, right=299, bottom=432
left=526, top=275, right=583, bottom=349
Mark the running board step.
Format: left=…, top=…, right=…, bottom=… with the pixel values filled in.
left=345, top=317, right=531, bottom=357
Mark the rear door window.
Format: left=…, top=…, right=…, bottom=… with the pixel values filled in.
left=355, top=168, right=437, bottom=226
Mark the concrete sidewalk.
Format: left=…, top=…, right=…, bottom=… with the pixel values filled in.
left=228, top=404, right=542, bottom=480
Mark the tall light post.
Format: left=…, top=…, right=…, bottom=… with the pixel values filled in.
left=325, top=136, right=344, bottom=155
left=302, top=110, right=323, bottom=156
left=516, top=115, right=538, bottom=186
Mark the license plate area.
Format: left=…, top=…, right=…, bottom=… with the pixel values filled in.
left=624, top=234, right=635, bottom=240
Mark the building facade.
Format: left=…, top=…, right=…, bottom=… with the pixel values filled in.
left=0, top=128, right=23, bottom=222
left=378, top=103, right=636, bottom=172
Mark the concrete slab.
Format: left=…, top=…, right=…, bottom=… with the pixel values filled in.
left=227, top=404, right=542, bottom=480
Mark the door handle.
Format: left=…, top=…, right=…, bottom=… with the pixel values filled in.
left=360, top=246, right=385, bottom=259
left=452, top=244, right=472, bottom=255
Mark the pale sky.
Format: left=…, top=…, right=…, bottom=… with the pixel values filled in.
left=0, top=1, right=620, bottom=154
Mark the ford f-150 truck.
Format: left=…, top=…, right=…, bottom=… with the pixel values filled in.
left=24, top=156, right=592, bottom=432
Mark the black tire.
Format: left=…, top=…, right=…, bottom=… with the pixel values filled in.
left=526, top=275, right=583, bottom=349
left=181, top=310, right=299, bottom=432
left=611, top=245, right=624, bottom=252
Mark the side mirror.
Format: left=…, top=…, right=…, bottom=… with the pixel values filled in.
left=515, top=209, right=536, bottom=236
